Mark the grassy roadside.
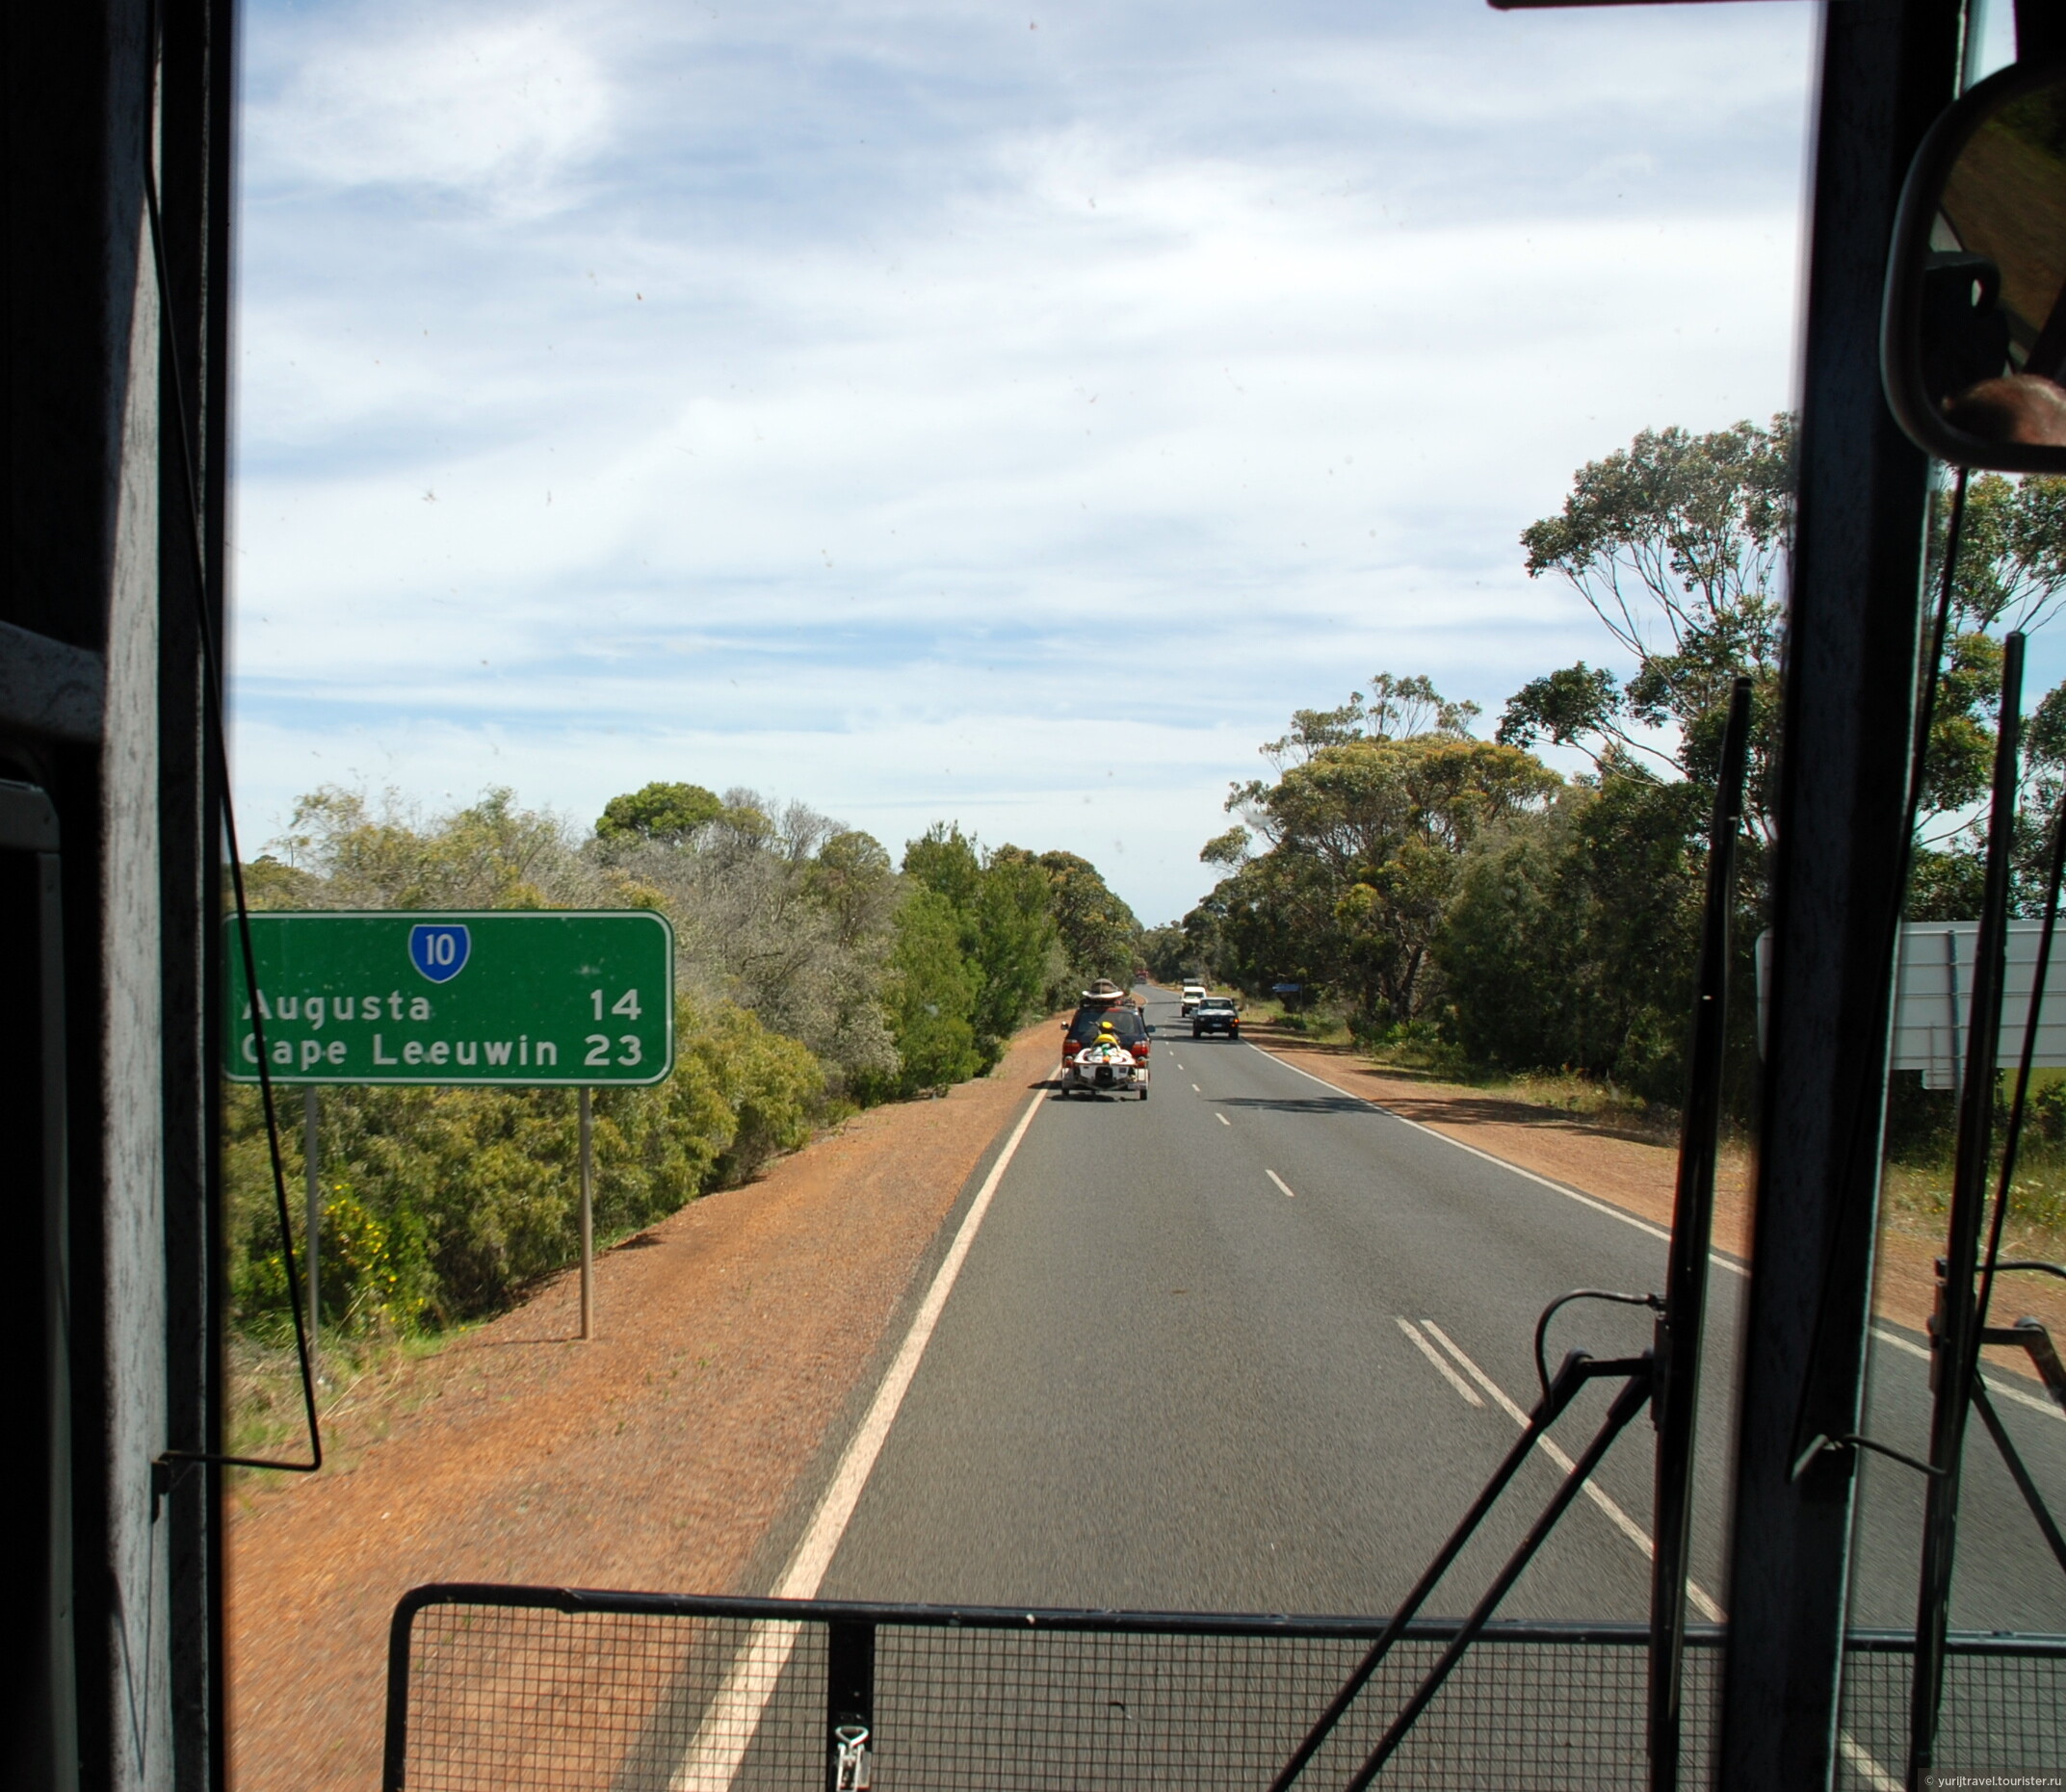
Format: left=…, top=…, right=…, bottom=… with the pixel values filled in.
left=225, top=1192, right=713, bottom=1475
left=228, top=1327, right=470, bottom=1481
left=1224, top=991, right=1353, bottom=1049
left=1230, top=994, right=1681, bottom=1148
left=1878, top=1159, right=2066, bottom=1264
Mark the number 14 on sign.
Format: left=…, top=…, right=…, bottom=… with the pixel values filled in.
left=591, top=988, right=642, bottom=1020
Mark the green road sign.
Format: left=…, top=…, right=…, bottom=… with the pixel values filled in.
left=224, top=910, right=674, bottom=1086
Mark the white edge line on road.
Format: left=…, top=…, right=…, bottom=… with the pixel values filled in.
left=1398, top=1316, right=1481, bottom=1407
left=1267, top=1169, right=1296, bottom=1200
left=1419, top=1319, right=1726, bottom=1625
left=1870, top=1325, right=2063, bottom=1424
left=777, top=1076, right=1049, bottom=1594
left=1837, top=1728, right=1904, bottom=1792
left=1246, top=1044, right=1739, bottom=1271
left=668, top=1077, right=1051, bottom=1792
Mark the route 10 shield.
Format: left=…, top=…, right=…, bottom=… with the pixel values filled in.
left=408, top=922, right=471, bottom=984
left=224, top=909, right=674, bottom=1086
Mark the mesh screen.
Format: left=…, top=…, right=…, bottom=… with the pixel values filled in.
left=1834, top=1642, right=2066, bottom=1791
left=398, top=1607, right=825, bottom=1791
left=866, top=1624, right=1710, bottom=1790
left=387, top=1589, right=2062, bottom=1791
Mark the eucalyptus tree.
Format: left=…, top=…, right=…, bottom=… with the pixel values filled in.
left=1502, top=416, right=1791, bottom=843
left=594, top=780, right=724, bottom=845
left=1222, top=691, right=1560, bottom=1028
left=902, top=825, right=1062, bottom=1061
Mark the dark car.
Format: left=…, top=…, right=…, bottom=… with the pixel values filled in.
left=1064, top=1004, right=1150, bottom=1054
left=1191, top=997, right=1241, bottom=1038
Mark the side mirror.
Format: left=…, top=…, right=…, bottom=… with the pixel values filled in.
left=1883, top=59, right=2066, bottom=472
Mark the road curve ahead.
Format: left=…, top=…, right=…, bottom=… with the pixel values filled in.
left=814, top=990, right=2066, bottom=1635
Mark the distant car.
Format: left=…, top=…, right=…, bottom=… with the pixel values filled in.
left=1180, top=982, right=1207, bottom=1014
left=1191, top=997, right=1241, bottom=1038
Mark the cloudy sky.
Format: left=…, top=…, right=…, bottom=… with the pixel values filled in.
left=229, top=0, right=1829, bottom=924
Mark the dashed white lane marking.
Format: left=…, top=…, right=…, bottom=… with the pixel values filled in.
left=1216, top=1113, right=1230, bottom=1127
left=1191, top=1083, right=1201, bottom=1093
left=1398, top=1316, right=1481, bottom=1407
left=1870, top=1324, right=2062, bottom=1423
left=1837, top=1727, right=1903, bottom=1791
left=1419, top=1319, right=1726, bottom=1624
left=669, top=1081, right=1049, bottom=1789
left=1267, top=1169, right=1296, bottom=1199
left=1248, top=1043, right=1745, bottom=1277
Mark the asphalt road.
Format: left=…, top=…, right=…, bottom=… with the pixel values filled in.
left=817, top=989, right=2066, bottom=1636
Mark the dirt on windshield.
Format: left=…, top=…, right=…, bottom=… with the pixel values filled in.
left=224, top=1020, right=1060, bottom=1792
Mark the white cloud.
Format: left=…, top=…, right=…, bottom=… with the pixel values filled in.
left=245, top=8, right=614, bottom=211
left=230, top=0, right=1818, bottom=922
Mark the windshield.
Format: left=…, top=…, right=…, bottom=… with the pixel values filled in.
left=210, top=6, right=2061, bottom=1788
left=1069, top=1009, right=1145, bottom=1043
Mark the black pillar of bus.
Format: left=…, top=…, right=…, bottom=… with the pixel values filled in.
left=1716, top=3, right=1960, bottom=1788
left=4, top=6, right=148, bottom=1786
left=2, top=1, right=229, bottom=1785
left=156, top=0, right=237, bottom=1783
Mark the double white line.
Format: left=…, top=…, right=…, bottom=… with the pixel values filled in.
left=1393, top=1315, right=1907, bottom=1786
left=1395, top=1315, right=1725, bottom=1623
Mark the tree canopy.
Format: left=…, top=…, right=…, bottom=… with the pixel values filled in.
left=1504, top=417, right=1791, bottom=840
left=594, top=780, right=725, bottom=844
left=1206, top=686, right=1559, bottom=1026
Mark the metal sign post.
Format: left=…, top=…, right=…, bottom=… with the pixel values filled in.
left=304, top=1088, right=320, bottom=1356
left=226, top=911, right=675, bottom=1343
left=579, top=1088, right=594, bottom=1341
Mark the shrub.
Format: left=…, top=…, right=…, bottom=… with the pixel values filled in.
left=225, top=995, right=823, bottom=1334
left=866, top=887, right=981, bottom=1098
left=686, top=998, right=824, bottom=1183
